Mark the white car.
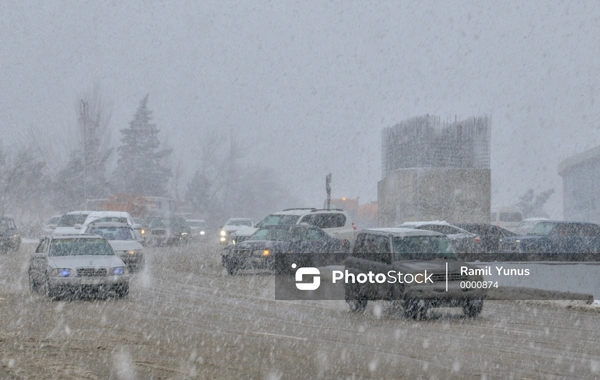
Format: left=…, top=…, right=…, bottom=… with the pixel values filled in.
left=230, top=208, right=357, bottom=245
left=41, top=215, right=62, bottom=236
left=28, top=234, right=129, bottom=299
left=396, top=221, right=482, bottom=257
left=85, top=222, right=145, bottom=272
left=186, top=219, right=208, bottom=241
left=53, top=211, right=92, bottom=235
left=76, top=211, right=136, bottom=234
left=219, top=218, right=255, bottom=245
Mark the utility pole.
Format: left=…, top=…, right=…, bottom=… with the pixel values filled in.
left=326, top=173, right=332, bottom=210
left=80, top=100, right=88, bottom=209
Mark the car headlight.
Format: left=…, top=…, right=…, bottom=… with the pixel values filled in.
left=50, top=268, right=71, bottom=277
left=141, top=229, right=145, bottom=235
left=127, top=250, right=142, bottom=255
left=220, top=230, right=226, bottom=237
left=111, top=266, right=127, bottom=275
left=200, top=231, right=205, bottom=235
left=262, top=249, right=270, bottom=257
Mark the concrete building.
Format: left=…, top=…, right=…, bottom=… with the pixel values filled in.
left=558, top=146, right=600, bottom=223
left=378, top=115, right=491, bottom=227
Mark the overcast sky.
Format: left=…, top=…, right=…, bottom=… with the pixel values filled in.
left=2, top=0, right=599, bottom=218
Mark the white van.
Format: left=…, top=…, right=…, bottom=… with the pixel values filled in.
left=490, top=207, right=523, bottom=231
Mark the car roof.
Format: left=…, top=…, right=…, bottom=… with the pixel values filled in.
left=86, top=211, right=131, bottom=218
left=397, top=220, right=450, bottom=227
left=87, top=222, right=131, bottom=228
left=186, top=219, right=206, bottom=222
left=50, top=234, right=107, bottom=240
left=226, top=218, right=253, bottom=221
left=358, top=228, right=444, bottom=237
left=64, top=210, right=91, bottom=215
left=271, top=209, right=317, bottom=216
left=532, top=220, right=600, bottom=226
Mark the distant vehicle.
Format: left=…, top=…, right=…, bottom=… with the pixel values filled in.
left=230, top=208, right=356, bottom=246
left=344, top=228, right=485, bottom=319
left=396, top=221, right=481, bottom=259
left=491, top=206, right=523, bottom=231
left=0, top=217, right=21, bottom=253
left=499, top=220, right=600, bottom=260
left=222, top=224, right=349, bottom=275
left=41, top=215, right=62, bottom=236
left=74, top=211, right=136, bottom=234
left=455, top=223, right=517, bottom=260
left=219, top=218, right=255, bottom=245
left=147, top=216, right=191, bottom=246
left=53, top=211, right=91, bottom=235
left=28, top=234, right=129, bottom=299
left=186, top=219, right=208, bottom=241
left=85, top=222, right=145, bottom=272
left=511, top=217, right=550, bottom=236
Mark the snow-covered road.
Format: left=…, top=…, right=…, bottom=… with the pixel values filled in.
left=1, top=243, right=600, bottom=379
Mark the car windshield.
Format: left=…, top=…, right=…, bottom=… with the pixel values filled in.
left=57, top=214, right=88, bottom=227
left=528, top=222, right=556, bottom=236
left=149, top=218, right=172, bottom=228
left=187, top=221, right=206, bottom=228
left=90, top=216, right=128, bottom=224
left=227, top=220, right=252, bottom=227
left=47, top=216, right=61, bottom=225
left=87, top=227, right=135, bottom=241
left=249, top=228, right=292, bottom=241
left=49, top=238, right=114, bottom=256
left=257, top=214, right=300, bottom=227
left=392, top=236, right=456, bottom=260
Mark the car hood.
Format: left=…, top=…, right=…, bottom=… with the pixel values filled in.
left=223, top=225, right=248, bottom=233
left=48, top=255, right=125, bottom=268
left=233, top=226, right=259, bottom=237
left=53, top=227, right=84, bottom=235
left=234, top=240, right=287, bottom=250
left=108, top=240, right=144, bottom=251
left=391, top=260, right=476, bottom=273
left=501, top=235, right=546, bottom=243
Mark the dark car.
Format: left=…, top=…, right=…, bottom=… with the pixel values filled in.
left=455, top=223, right=517, bottom=260
left=344, top=228, right=485, bottom=319
left=499, top=220, right=600, bottom=261
left=0, top=217, right=21, bottom=253
left=396, top=222, right=482, bottom=259
left=222, top=224, right=349, bottom=275
left=147, top=216, right=192, bottom=246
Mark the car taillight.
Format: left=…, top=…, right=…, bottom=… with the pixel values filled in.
left=474, top=236, right=481, bottom=243
left=352, top=222, right=357, bottom=232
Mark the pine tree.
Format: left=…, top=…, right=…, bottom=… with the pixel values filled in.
left=114, top=95, right=172, bottom=196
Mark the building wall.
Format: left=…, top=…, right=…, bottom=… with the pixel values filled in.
left=378, top=168, right=491, bottom=227
left=559, top=156, right=600, bottom=223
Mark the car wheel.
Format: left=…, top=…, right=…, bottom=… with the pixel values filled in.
left=463, top=299, right=484, bottom=318
left=44, top=277, right=56, bottom=300
left=225, top=259, right=238, bottom=276
left=403, top=299, right=428, bottom=320
left=347, top=298, right=367, bottom=312
left=28, top=271, right=38, bottom=293
left=344, top=283, right=367, bottom=312
left=115, top=284, right=129, bottom=299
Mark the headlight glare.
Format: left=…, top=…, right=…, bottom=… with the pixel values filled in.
left=111, top=266, right=126, bottom=275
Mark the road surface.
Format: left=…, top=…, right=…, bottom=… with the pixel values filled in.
left=1, top=242, right=600, bottom=379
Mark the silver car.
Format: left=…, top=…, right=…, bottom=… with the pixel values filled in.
left=28, top=234, right=130, bottom=299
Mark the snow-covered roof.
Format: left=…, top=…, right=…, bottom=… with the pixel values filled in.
left=360, top=228, right=444, bottom=237
left=396, top=221, right=450, bottom=227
